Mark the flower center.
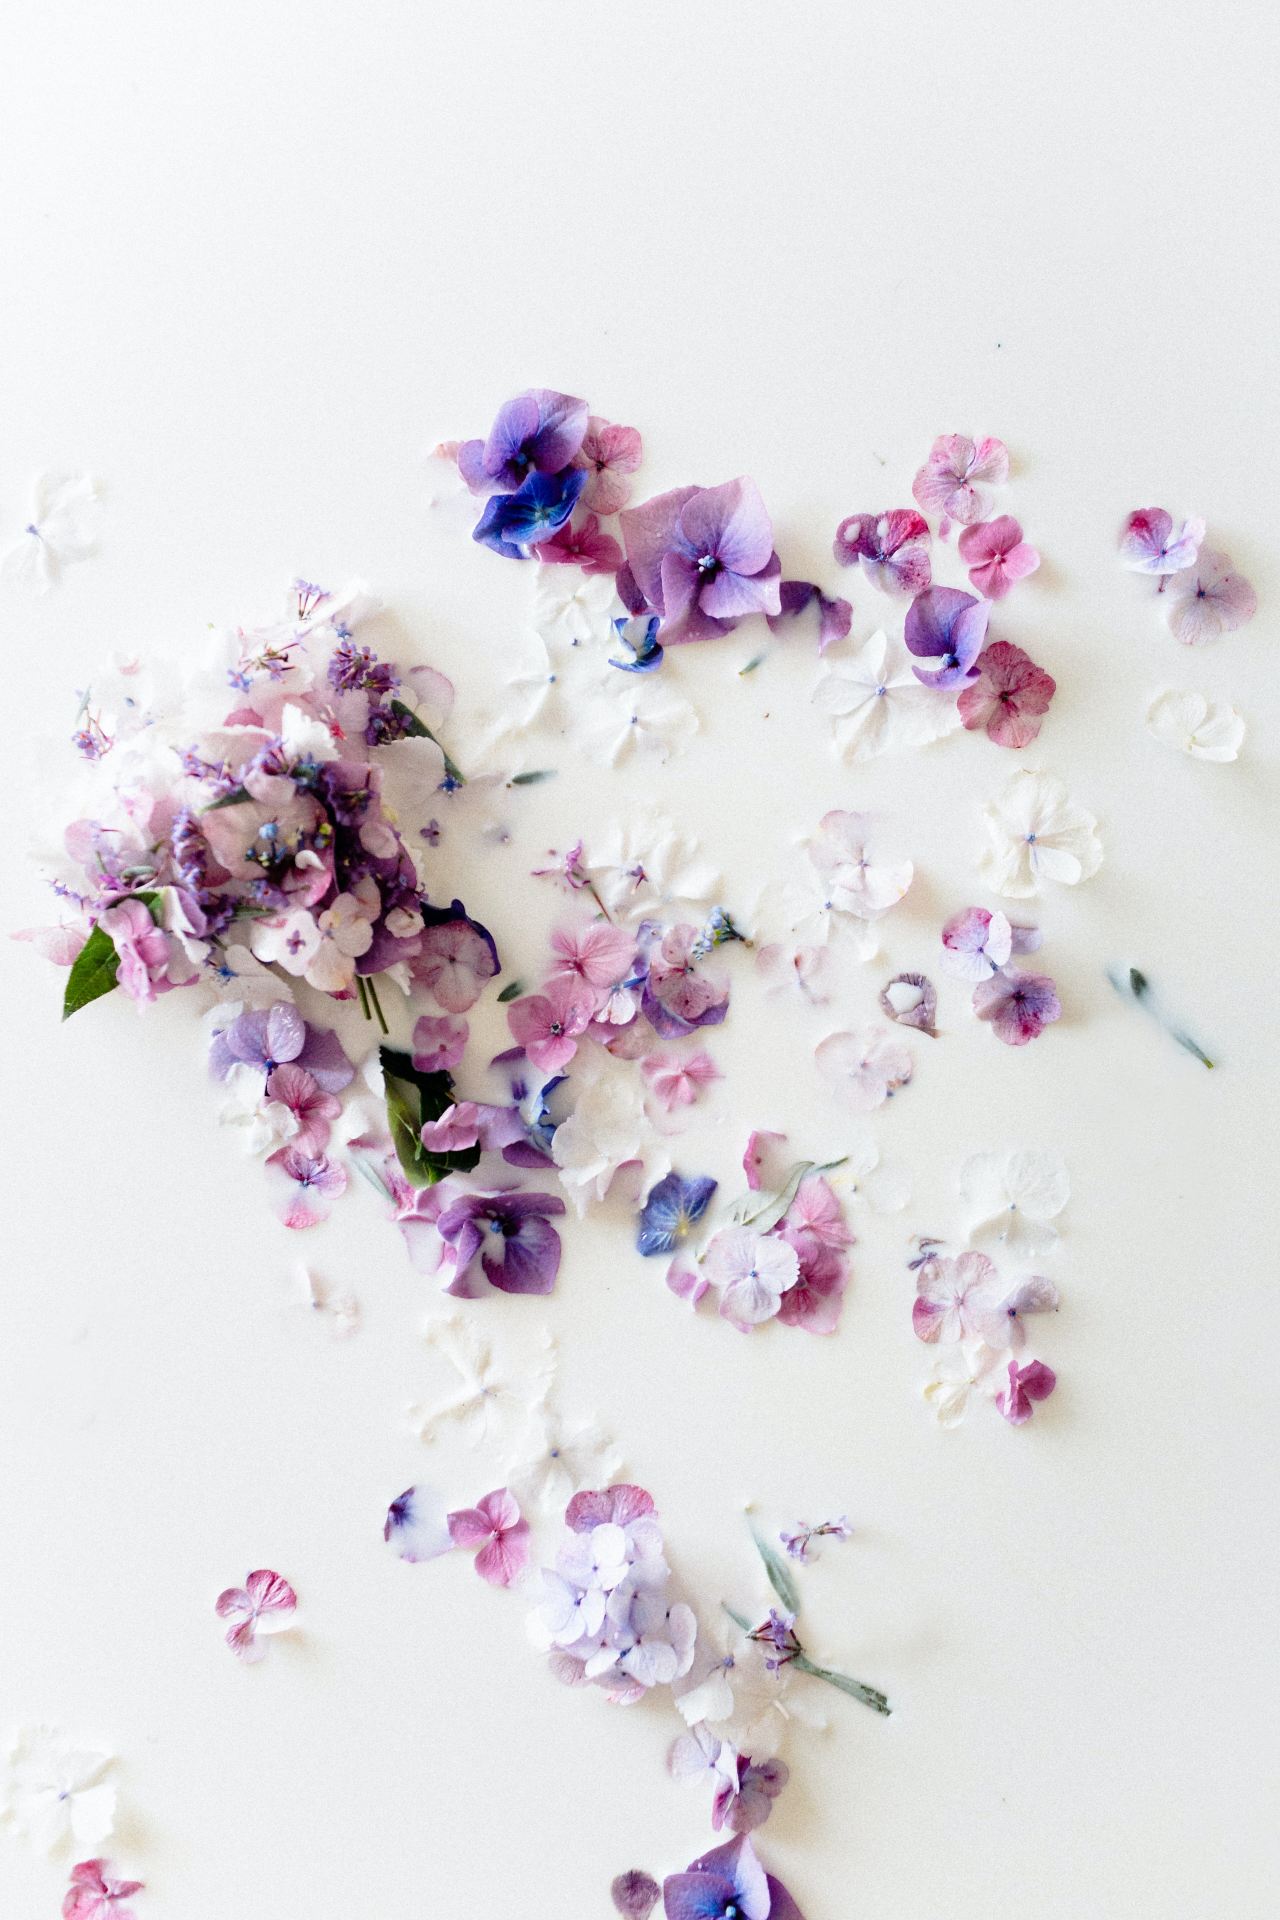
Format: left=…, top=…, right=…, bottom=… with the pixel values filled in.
left=696, top=553, right=721, bottom=579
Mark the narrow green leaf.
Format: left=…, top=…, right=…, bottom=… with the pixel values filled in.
left=496, top=979, right=524, bottom=1003
left=792, top=1653, right=891, bottom=1717
left=509, top=769, right=556, bottom=786
left=62, top=923, right=120, bottom=1020
left=751, top=1526, right=801, bottom=1614
left=721, top=1603, right=755, bottom=1635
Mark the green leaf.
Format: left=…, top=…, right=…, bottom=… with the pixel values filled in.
left=751, top=1526, right=801, bottom=1614
left=386, top=703, right=466, bottom=784
left=496, top=979, right=524, bottom=1003
left=379, top=1046, right=480, bottom=1188
left=62, top=923, right=121, bottom=1020
left=721, top=1603, right=755, bottom=1636
left=792, top=1653, right=891, bottom=1717
left=61, top=891, right=162, bottom=1022
left=509, top=769, right=556, bottom=786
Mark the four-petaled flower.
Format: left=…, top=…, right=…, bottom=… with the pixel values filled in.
left=434, top=1188, right=567, bottom=1297
left=458, top=388, right=589, bottom=493
left=701, top=1226, right=800, bottom=1329
left=834, top=508, right=932, bottom=595
left=957, top=516, right=1040, bottom=599
left=973, top=968, right=1062, bottom=1046
left=62, top=1858, right=144, bottom=1919
left=619, top=478, right=782, bottom=645
left=447, top=1488, right=531, bottom=1587
left=214, top=1568, right=297, bottom=1662
left=904, top=585, right=989, bottom=688
left=912, top=433, right=1009, bottom=528
left=636, top=1171, right=718, bottom=1256
left=957, top=641, right=1056, bottom=748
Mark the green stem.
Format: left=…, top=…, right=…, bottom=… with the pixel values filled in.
left=365, top=973, right=390, bottom=1037
left=356, top=974, right=371, bottom=1022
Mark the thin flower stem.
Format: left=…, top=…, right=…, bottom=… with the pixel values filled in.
left=364, top=973, right=390, bottom=1037
left=587, top=881, right=613, bottom=923
left=356, top=974, right=371, bottom=1022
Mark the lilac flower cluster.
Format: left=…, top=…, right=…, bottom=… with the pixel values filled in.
left=536, top=1484, right=696, bottom=1705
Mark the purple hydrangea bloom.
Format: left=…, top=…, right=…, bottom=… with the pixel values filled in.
left=973, top=968, right=1061, bottom=1046
left=473, top=466, right=588, bottom=559
left=903, top=585, right=990, bottom=688
left=435, top=1188, right=567, bottom=1296
left=457, top=388, right=589, bottom=493
left=663, top=1835, right=805, bottom=1920
left=636, top=1171, right=718, bottom=1257
left=208, top=1003, right=355, bottom=1093
left=619, top=479, right=781, bottom=645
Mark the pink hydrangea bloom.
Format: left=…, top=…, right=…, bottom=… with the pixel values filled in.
left=549, top=921, right=637, bottom=992
left=833, top=509, right=931, bottom=595
left=912, top=1250, right=1007, bottom=1344
left=534, top=512, right=623, bottom=574
left=507, top=974, right=597, bottom=1072
left=574, top=416, right=643, bottom=516
left=63, top=1860, right=145, bottom=1920
left=956, top=516, right=1040, bottom=599
left=782, top=1174, right=854, bottom=1251
left=957, top=641, right=1057, bottom=748
left=773, top=1232, right=847, bottom=1334
left=214, top=1568, right=297, bottom=1661
left=1119, top=507, right=1204, bottom=577
left=815, top=1029, right=914, bottom=1111
left=419, top=1101, right=483, bottom=1153
left=1166, top=550, right=1257, bottom=644
left=912, top=434, right=1009, bottom=528
left=643, top=1050, right=720, bottom=1110
left=412, top=919, right=498, bottom=1012
left=701, top=1226, right=799, bottom=1330
left=994, top=1357, right=1057, bottom=1425
left=973, top=969, right=1061, bottom=1045
left=268, top=1147, right=348, bottom=1227
left=447, top=1489, right=530, bottom=1587
left=265, top=1064, right=340, bottom=1154
left=98, top=897, right=195, bottom=1006
left=411, top=1012, right=469, bottom=1073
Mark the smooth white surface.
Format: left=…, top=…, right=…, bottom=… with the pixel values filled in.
left=2, top=4, right=1278, bottom=1915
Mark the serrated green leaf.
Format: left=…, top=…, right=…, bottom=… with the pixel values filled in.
left=751, top=1526, right=801, bottom=1614
left=792, top=1653, right=891, bottom=1716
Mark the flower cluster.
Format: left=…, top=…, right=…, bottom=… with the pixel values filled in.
left=828, top=434, right=1054, bottom=756
left=25, top=577, right=528, bottom=1249
left=535, top=1484, right=697, bottom=1704
left=1120, top=507, right=1256, bottom=643
left=941, top=905, right=1060, bottom=1046
left=912, top=1147, right=1068, bottom=1426
left=639, top=1134, right=855, bottom=1336
left=450, top=389, right=641, bottom=566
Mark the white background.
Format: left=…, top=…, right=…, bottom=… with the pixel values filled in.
left=2, top=4, right=1278, bottom=1916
